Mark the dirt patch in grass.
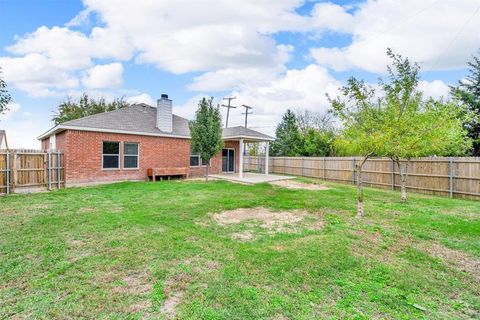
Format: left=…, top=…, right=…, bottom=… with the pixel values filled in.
left=422, top=243, right=480, bottom=281
left=159, top=256, right=221, bottom=319
left=112, top=271, right=153, bottom=295
left=130, top=300, right=151, bottom=313
left=269, top=179, right=329, bottom=190
left=160, top=292, right=184, bottom=319
left=213, top=207, right=323, bottom=241
left=214, top=207, right=306, bottom=228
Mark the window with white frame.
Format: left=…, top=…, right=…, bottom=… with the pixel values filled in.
left=124, top=143, right=139, bottom=169
left=190, top=147, right=209, bottom=167
left=103, top=141, right=120, bottom=169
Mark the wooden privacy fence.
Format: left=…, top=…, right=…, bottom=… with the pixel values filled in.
left=244, top=156, right=480, bottom=200
left=0, top=149, right=64, bottom=195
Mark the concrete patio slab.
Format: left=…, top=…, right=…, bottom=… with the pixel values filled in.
left=209, top=172, right=294, bottom=184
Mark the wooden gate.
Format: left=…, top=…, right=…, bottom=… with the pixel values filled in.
left=0, top=149, right=64, bottom=194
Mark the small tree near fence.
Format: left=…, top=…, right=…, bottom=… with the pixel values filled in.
left=189, top=97, right=224, bottom=181
left=329, top=78, right=387, bottom=217
left=380, top=49, right=471, bottom=203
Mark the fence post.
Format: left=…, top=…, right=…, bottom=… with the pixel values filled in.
left=6, top=151, right=10, bottom=194
left=391, top=159, right=395, bottom=191
left=323, top=157, right=326, bottom=180
left=12, top=150, right=17, bottom=193
left=352, top=158, right=356, bottom=184
left=301, top=157, right=304, bottom=177
left=47, top=150, right=52, bottom=191
left=57, top=151, right=61, bottom=189
left=449, top=157, right=454, bottom=198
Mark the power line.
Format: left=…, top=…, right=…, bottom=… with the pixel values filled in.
left=221, top=96, right=237, bottom=128
left=241, top=104, right=253, bottom=128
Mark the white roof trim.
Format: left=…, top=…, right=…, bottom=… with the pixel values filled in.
left=223, top=135, right=274, bottom=142
left=37, top=125, right=190, bottom=140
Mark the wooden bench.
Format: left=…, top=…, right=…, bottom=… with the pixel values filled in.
left=147, top=167, right=189, bottom=181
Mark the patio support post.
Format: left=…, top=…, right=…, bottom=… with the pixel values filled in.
left=239, top=139, right=244, bottom=179
left=265, top=141, right=269, bottom=176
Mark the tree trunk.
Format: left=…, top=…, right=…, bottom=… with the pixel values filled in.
left=356, top=162, right=364, bottom=217
left=395, top=159, right=410, bottom=203
left=356, top=155, right=370, bottom=218
left=205, top=162, right=209, bottom=182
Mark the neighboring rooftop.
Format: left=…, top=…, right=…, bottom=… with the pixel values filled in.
left=38, top=103, right=274, bottom=141
left=0, top=130, right=8, bottom=149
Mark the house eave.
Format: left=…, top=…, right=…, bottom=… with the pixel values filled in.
left=37, top=125, right=191, bottom=140
left=222, top=135, right=275, bottom=142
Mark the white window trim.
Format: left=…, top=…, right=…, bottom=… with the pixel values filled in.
left=102, top=141, right=120, bottom=170
left=123, top=142, right=140, bottom=170
left=189, top=154, right=211, bottom=167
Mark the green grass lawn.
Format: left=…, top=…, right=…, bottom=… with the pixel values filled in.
left=1, top=179, right=479, bottom=319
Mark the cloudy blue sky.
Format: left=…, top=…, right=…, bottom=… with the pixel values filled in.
left=1, top=0, right=479, bottom=148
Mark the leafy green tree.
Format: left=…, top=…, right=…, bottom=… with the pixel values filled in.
left=270, top=109, right=302, bottom=156
left=0, top=66, right=12, bottom=117
left=53, top=93, right=130, bottom=124
left=329, top=78, right=387, bottom=217
left=451, top=51, right=480, bottom=155
left=381, top=50, right=471, bottom=203
left=189, top=97, right=224, bottom=181
left=300, top=128, right=336, bottom=156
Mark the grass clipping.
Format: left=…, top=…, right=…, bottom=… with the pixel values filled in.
left=213, top=207, right=323, bottom=241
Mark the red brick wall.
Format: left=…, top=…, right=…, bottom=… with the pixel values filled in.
left=59, top=130, right=241, bottom=185
left=41, top=131, right=66, bottom=150
left=56, top=131, right=66, bottom=150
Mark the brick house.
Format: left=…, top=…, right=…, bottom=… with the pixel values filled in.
left=38, top=95, right=273, bottom=186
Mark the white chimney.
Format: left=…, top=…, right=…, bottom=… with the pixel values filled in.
left=156, top=94, right=173, bottom=132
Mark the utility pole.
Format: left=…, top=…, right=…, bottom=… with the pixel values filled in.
left=221, top=96, right=237, bottom=128
left=241, top=104, right=253, bottom=128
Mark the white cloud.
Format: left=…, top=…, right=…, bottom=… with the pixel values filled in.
left=310, top=2, right=354, bottom=33
left=0, top=103, right=43, bottom=149
left=223, top=64, right=342, bottom=135
left=1, top=25, right=131, bottom=96
left=127, top=93, right=155, bottom=106
left=187, top=44, right=293, bottom=92
left=419, top=80, right=451, bottom=100
left=81, top=63, right=123, bottom=89
left=0, top=54, right=80, bottom=97
left=310, top=0, right=480, bottom=72
left=3, top=103, right=21, bottom=120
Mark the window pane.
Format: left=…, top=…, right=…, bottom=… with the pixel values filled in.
left=103, top=155, right=119, bottom=168
left=103, top=141, right=119, bottom=154
left=201, top=158, right=209, bottom=166
left=190, top=155, right=199, bottom=166
left=124, top=143, right=138, bottom=155
left=124, top=155, right=138, bottom=168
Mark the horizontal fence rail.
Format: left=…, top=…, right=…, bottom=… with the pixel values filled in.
left=244, top=156, right=480, bottom=200
left=0, top=149, right=64, bottom=195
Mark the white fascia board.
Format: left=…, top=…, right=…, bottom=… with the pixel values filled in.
left=37, top=125, right=190, bottom=140
left=222, top=135, right=275, bottom=142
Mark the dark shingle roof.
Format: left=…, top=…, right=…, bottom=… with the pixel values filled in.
left=39, top=103, right=273, bottom=141
left=222, top=126, right=274, bottom=141
left=62, top=104, right=190, bottom=137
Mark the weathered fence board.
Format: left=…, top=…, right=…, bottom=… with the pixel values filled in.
left=0, top=149, right=64, bottom=195
left=244, top=156, right=480, bottom=200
